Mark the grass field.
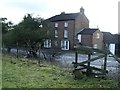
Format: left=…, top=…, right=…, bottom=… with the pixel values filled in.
left=2, top=54, right=119, bottom=88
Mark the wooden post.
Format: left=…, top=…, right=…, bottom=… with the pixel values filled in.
left=16, top=42, right=18, bottom=58
left=103, top=54, right=107, bottom=75
left=88, top=54, right=91, bottom=68
left=38, top=44, right=41, bottom=66
left=118, top=64, right=120, bottom=87
left=87, top=54, right=92, bottom=76
left=75, top=51, right=78, bottom=63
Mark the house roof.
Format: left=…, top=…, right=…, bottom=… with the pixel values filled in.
left=48, top=12, right=80, bottom=22
left=102, top=32, right=114, bottom=43
left=113, top=34, right=120, bottom=44
left=102, top=32, right=120, bottom=44
left=77, top=28, right=98, bottom=35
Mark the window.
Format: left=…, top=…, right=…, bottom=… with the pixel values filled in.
left=64, top=22, right=68, bottom=27
left=61, top=40, right=69, bottom=50
left=78, top=34, right=81, bottom=42
left=96, top=33, right=100, bottom=39
left=54, top=40, right=58, bottom=47
left=93, top=44, right=98, bottom=49
left=44, top=39, right=51, bottom=48
left=55, top=30, right=58, bottom=38
left=55, top=23, right=58, bottom=27
left=109, top=44, right=115, bottom=55
left=64, top=30, right=68, bottom=38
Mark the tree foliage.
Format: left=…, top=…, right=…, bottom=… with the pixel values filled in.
left=1, top=17, right=14, bottom=48
left=0, top=17, right=13, bottom=34
left=3, top=14, right=52, bottom=57
left=14, top=14, right=51, bottom=45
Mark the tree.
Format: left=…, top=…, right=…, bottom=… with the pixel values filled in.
left=1, top=17, right=14, bottom=52
left=0, top=17, right=13, bottom=34
left=7, top=14, right=52, bottom=58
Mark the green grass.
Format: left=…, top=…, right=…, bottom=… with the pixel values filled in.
left=2, top=54, right=119, bottom=88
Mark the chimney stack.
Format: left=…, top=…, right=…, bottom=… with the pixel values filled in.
left=61, top=12, right=65, bottom=15
left=80, top=7, right=84, bottom=14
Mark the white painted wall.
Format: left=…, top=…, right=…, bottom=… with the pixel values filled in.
left=109, top=44, right=115, bottom=55
left=78, top=34, right=81, bottom=42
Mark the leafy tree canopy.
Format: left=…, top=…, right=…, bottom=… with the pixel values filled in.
left=4, top=14, right=51, bottom=46
left=0, top=17, right=13, bottom=34
left=3, top=14, right=52, bottom=57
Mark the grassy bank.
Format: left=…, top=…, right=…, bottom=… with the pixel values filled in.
left=2, top=54, right=119, bottom=88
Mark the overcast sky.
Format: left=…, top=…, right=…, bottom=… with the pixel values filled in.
left=0, top=0, right=119, bottom=34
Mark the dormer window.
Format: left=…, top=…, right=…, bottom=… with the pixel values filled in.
left=64, top=22, right=68, bottom=27
left=55, top=23, right=58, bottom=27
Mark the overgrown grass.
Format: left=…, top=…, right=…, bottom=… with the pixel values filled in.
left=2, top=54, right=119, bottom=88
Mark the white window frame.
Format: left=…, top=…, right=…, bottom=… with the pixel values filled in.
left=44, top=39, right=51, bottom=48
left=78, top=34, right=81, bottom=42
left=96, top=33, right=100, bottom=39
left=64, top=22, right=68, bottom=27
left=54, top=40, right=58, bottom=47
left=109, top=44, right=115, bottom=55
left=55, top=23, right=58, bottom=27
left=93, top=44, right=98, bottom=49
left=55, top=30, right=58, bottom=38
left=61, top=40, right=69, bottom=50
left=64, top=30, right=68, bottom=38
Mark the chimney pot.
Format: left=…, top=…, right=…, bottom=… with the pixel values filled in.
left=80, top=7, right=84, bottom=14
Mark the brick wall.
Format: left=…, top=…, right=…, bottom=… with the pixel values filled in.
left=75, top=14, right=89, bottom=35
left=50, top=20, right=75, bottom=50
left=81, top=35, right=92, bottom=47
left=92, top=30, right=103, bottom=49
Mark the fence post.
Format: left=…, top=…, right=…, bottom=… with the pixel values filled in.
left=38, top=43, right=41, bottom=66
left=118, top=64, right=120, bottom=87
left=16, top=42, right=18, bottom=58
left=103, top=54, right=107, bottom=75
left=75, top=51, right=78, bottom=68
left=87, top=54, right=92, bottom=76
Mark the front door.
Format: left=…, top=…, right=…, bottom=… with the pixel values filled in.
left=61, top=40, right=69, bottom=50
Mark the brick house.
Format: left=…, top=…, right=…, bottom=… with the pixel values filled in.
left=102, top=32, right=115, bottom=54
left=44, top=7, right=89, bottom=50
left=102, top=32, right=120, bottom=56
left=77, top=28, right=103, bottom=49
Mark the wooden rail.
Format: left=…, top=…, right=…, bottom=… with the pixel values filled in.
left=72, top=45, right=119, bottom=79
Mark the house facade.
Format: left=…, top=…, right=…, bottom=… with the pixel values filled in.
left=77, top=28, right=103, bottom=49
left=44, top=7, right=89, bottom=50
left=113, top=34, right=120, bottom=56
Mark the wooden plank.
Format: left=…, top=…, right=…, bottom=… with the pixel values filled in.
left=79, top=64, right=108, bottom=73
left=82, top=71, right=106, bottom=76
left=73, top=55, right=105, bottom=66
left=109, top=51, right=120, bottom=63
left=74, top=67, right=87, bottom=71
left=74, top=45, right=109, bottom=54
